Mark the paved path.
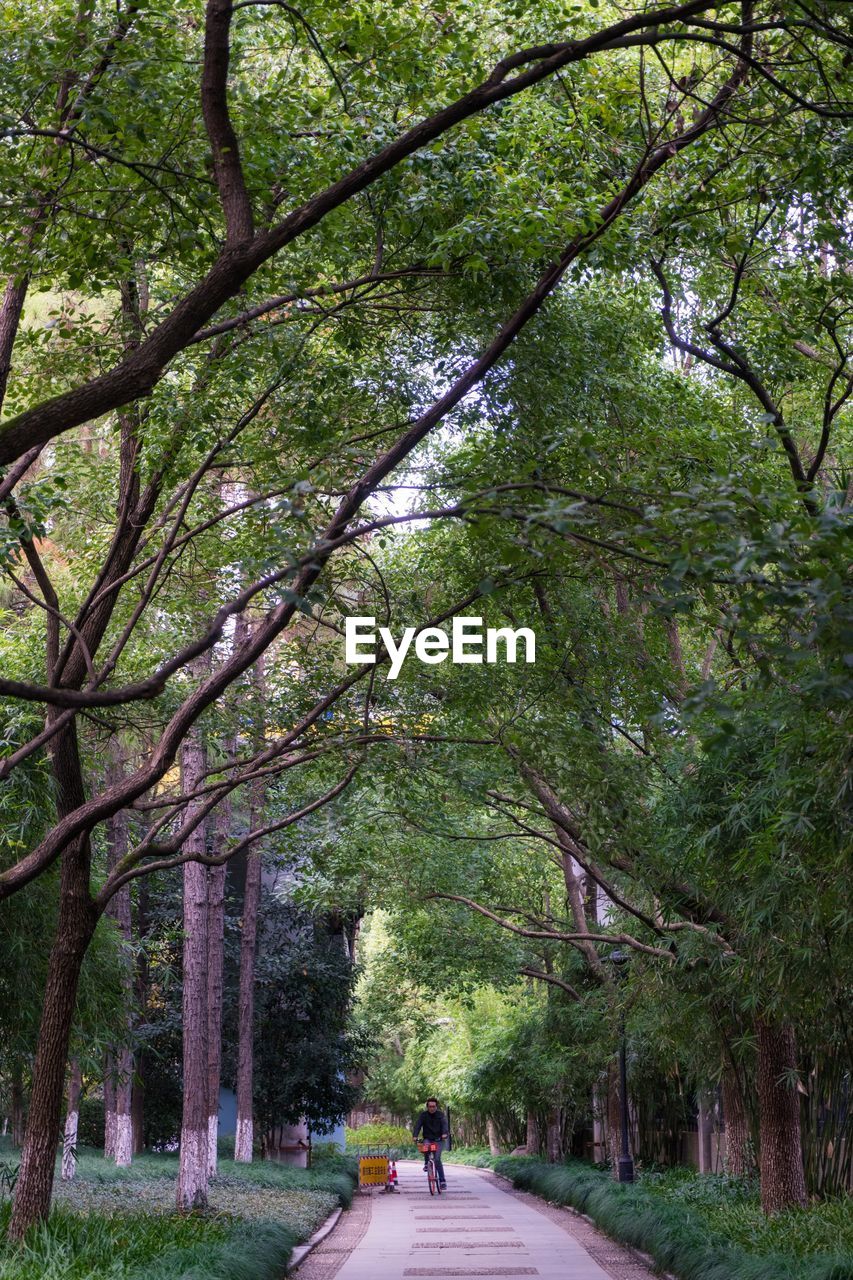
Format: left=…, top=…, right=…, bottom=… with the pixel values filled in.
left=293, top=1162, right=657, bottom=1280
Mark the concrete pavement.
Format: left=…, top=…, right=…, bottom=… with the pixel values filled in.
left=325, top=1160, right=621, bottom=1280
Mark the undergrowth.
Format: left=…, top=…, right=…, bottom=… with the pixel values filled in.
left=0, top=1146, right=356, bottom=1280
left=446, top=1150, right=853, bottom=1280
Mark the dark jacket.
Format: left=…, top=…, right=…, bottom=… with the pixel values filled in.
left=413, top=1108, right=447, bottom=1142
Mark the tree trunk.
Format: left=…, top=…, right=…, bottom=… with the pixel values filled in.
left=206, top=785, right=230, bottom=1178
left=0, top=276, right=29, bottom=413
left=525, top=1109, right=539, bottom=1156
left=103, top=1059, right=116, bottom=1159
left=234, top=835, right=261, bottom=1162
left=591, top=1085, right=606, bottom=1164
left=61, top=1060, right=82, bottom=1181
left=176, top=698, right=210, bottom=1213
left=6, top=259, right=144, bottom=1231
left=105, top=772, right=134, bottom=1167
left=235, top=648, right=265, bottom=1164
left=697, top=1088, right=714, bottom=1174
left=487, top=1117, right=502, bottom=1157
left=132, top=879, right=150, bottom=1155
left=757, top=1020, right=807, bottom=1214
left=545, top=1107, right=562, bottom=1163
left=557, top=841, right=608, bottom=982
left=113, top=1045, right=134, bottom=1167
left=11, top=1063, right=25, bottom=1147
left=8, top=787, right=97, bottom=1237
left=606, top=1062, right=622, bottom=1177
left=722, top=1063, right=752, bottom=1177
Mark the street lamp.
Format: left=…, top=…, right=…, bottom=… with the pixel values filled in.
left=608, top=949, right=635, bottom=1183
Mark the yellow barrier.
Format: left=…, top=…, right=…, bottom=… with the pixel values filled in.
left=358, top=1155, right=390, bottom=1187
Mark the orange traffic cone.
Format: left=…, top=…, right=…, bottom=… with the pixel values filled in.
left=388, top=1160, right=399, bottom=1191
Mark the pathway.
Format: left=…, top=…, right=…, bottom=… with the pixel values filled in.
left=293, top=1161, right=658, bottom=1280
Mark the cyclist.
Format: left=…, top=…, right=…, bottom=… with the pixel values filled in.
left=412, top=1096, right=448, bottom=1190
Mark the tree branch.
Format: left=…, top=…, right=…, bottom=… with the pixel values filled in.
left=0, top=0, right=739, bottom=467
left=519, top=967, right=581, bottom=1001
left=202, top=0, right=254, bottom=245
left=429, top=892, right=676, bottom=960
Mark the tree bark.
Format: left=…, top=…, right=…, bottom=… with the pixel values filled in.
left=8, top=740, right=98, bottom=1237
left=606, top=1062, right=622, bottom=1177
left=591, top=1085, right=606, bottom=1164
left=113, top=1044, right=134, bottom=1167
left=697, top=1088, right=715, bottom=1174
left=235, top=649, right=265, bottom=1163
left=104, top=1060, right=116, bottom=1159
left=525, top=1110, right=539, bottom=1157
left=206, top=782, right=230, bottom=1178
left=10, top=1063, right=25, bottom=1147
left=104, top=765, right=134, bottom=1166
left=722, top=1063, right=753, bottom=1177
left=757, top=1020, right=807, bottom=1214
left=6, top=259, right=146, bottom=1227
left=545, top=1107, right=562, bottom=1163
left=132, top=878, right=150, bottom=1155
left=487, top=1117, right=502, bottom=1157
left=0, top=277, right=29, bottom=414
left=176, top=690, right=210, bottom=1212
left=558, top=841, right=608, bottom=982
left=61, top=1059, right=82, bottom=1181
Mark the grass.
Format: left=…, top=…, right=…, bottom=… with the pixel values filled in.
left=445, top=1150, right=853, bottom=1280
left=642, top=1168, right=853, bottom=1261
left=0, top=1144, right=357, bottom=1280
left=443, top=1145, right=504, bottom=1168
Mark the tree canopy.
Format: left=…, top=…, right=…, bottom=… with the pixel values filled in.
left=0, top=0, right=849, bottom=1238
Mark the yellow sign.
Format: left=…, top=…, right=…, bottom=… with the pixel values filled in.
left=358, top=1156, right=389, bottom=1186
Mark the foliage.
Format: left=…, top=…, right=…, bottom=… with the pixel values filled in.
left=75, top=1097, right=105, bottom=1151
left=0, top=0, right=850, bottom=1244
left=492, top=1158, right=853, bottom=1280
left=442, top=1146, right=503, bottom=1168
left=0, top=1146, right=357, bottom=1279
left=345, top=1122, right=413, bottom=1149
left=243, top=898, right=367, bottom=1137
left=643, top=1170, right=853, bottom=1260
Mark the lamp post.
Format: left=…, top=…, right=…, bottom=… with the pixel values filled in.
left=608, top=949, right=634, bottom=1183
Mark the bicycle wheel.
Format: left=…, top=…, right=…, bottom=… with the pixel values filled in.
left=435, top=1163, right=443, bottom=1196
left=427, top=1156, right=437, bottom=1196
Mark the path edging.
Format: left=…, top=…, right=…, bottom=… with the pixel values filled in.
left=483, top=1165, right=678, bottom=1280
left=288, top=1204, right=343, bottom=1272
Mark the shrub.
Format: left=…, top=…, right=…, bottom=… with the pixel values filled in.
left=310, top=1144, right=359, bottom=1176
left=490, top=1159, right=853, bottom=1280
left=345, top=1123, right=412, bottom=1149
left=0, top=1147, right=360, bottom=1278
left=442, top=1147, right=500, bottom=1168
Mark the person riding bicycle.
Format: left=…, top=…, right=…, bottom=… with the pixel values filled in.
left=412, top=1096, right=448, bottom=1189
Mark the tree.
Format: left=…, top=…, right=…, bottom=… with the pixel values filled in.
left=0, top=0, right=848, bottom=1235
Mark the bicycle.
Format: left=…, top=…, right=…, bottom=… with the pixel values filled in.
left=417, top=1140, right=443, bottom=1196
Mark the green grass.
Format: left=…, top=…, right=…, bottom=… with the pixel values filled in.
left=642, top=1168, right=853, bottom=1260
left=0, top=1144, right=357, bottom=1280
left=446, top=1151, right=853, bottom=1280
left=443, top=1146, right=504, bottom=1168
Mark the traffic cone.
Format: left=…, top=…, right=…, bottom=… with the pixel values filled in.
left=388, top=1160, right=399, bottom=1191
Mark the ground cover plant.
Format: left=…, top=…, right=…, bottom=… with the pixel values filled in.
left=0, top=1142, right=354, bottom=1280
left=456, top=1154, right=853, bottom=1280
